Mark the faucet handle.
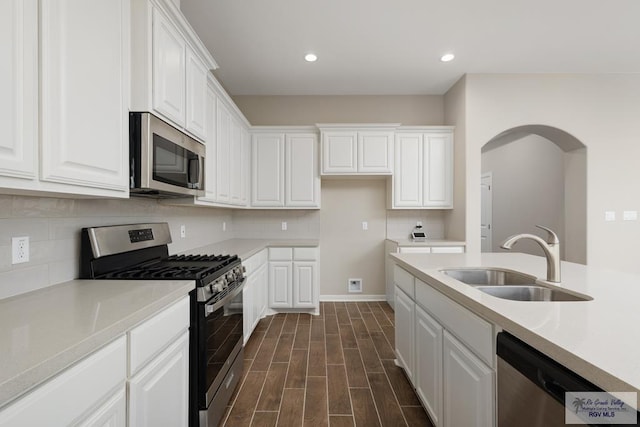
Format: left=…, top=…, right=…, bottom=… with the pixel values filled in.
left=535, top=225, right=560, bottom=245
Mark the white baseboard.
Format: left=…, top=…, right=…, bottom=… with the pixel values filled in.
left=320, top=294, right=387, bottom=302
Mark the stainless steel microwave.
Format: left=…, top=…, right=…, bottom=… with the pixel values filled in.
left=129, top=112, right=205, bottom=198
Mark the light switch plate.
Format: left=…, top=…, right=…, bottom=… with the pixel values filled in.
left=623, top=211, right=638, bottom=221
left=605, top=211, right=616, bottom=222
left=362, top=221, right=368, bottom=230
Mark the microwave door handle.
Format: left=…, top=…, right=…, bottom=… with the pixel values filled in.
left=187, top=157, right=200, bottom=188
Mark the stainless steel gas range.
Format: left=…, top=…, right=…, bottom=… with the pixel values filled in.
left=80, top=223, right=244, bottom=427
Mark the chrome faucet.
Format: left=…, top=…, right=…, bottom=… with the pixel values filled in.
left=500, top=225, right=561, bottom=283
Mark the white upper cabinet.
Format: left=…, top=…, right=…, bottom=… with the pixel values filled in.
left=0, top=0, right=37, bottom=182
left=322, top=131, right=357, bottom=173
left=216, top=99, right=231, bottom=203
left=390, top=128, right=454, bottom=209
left=0, top=0, right=130, bottom=198
left=152, top=8, right=185, bottom=128
left=252, top=133, right=285, bottom=207
left=131, top=0, right=217, bottom=143
left=185, top=47, right=208, bottom=140
left=357, top=131, right=394, bottom=173
left=198, top=81, right=217, bottom=202
left=285, top=134, right=320, bottom=207
left=40, top=0, right=130, bottom=193
left=319, top=125, right=397, bottom=175
left=251, top=129, right=320, bottom=209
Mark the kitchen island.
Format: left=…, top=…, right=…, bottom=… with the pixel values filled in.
left=390, top=251, right=640, bottom=399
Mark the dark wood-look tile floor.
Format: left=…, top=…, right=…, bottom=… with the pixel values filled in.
left=220, top=302, right=434, bottom=427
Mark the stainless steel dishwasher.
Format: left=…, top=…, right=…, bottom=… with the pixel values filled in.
left=497, top=332, right=638, bottom=426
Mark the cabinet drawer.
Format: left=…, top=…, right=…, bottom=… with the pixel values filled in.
left=129, top=296, right=190, bottom=375
left=269, top=247, right=293, bottom=261
left=430, top=246, right=464, bottom=254
left=0, top=336, right=126, bottom=426
left=394, top=265, right=415, bottom=298
left=415, top=279, right=493, bottom=365
left=399, top=247, right=431, bottom=254
left=293, top=247, right=318, bottom=261
left=244, top=249, right=268, bottom=276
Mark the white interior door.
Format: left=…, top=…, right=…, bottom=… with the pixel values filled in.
left=481, top=172, right=493, bottom=252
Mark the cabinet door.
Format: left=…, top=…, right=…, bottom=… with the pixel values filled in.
left=40, top=0, right=129, bottom=193
left=256, top=263, right=268, bottom=319
left=216, top=99, right=231, bottom=203
left=198, top=83, right=216, bottom=202
left=358, top=132, right=393, bottom=173
left=269, top=261, right=292, bottom=308
left=424, top=133, right=453, bottom=208
left=293, top=261, right=317, bottom=308
left=129, top=332, right=189, bottom=427
left=75, top=389, right=126, bottom=427
left=415, top=305, right=443, bottom=427
left=0, top=0, right=37, bottom=181
left=243, top=273, right=255, bottom=344
left=393, top=134, right=423, bottom=207
left=230, top=118, right=244, bottom=205
left=185, top=47, right=208, bottom=141
left=286, top=133, right=320, bottom=207
left=241, top=127, right=250, bottom=205
left=252, top=133, right=285, bottom=207
left=394, top=286, right=415, bottom=381
left=152, top=8, right=185, bottom=127
left=322, top=132, right=357, bottom=174
left=442, top=331, right=493, bottom=427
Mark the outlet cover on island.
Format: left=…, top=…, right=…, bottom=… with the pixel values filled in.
left=348, top=278, right=362, bottom=293
left=180, top=225, right=186, bottom=238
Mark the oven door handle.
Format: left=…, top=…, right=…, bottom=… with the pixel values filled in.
left=204, top=277, right=245, bottom=316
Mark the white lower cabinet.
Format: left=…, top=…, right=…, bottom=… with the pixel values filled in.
left=0, top=336, right=127, bottom=427
left=268, top=247, right=319, bottom=313
left=394, top=286, right=415, bottom=382
left=394, top=266, right=494, bottom=427
left=76, top=389, right=126, bottom=427
left=128, top=331, right=189, bottom=427
left=415, top=305, right=443, bottom=426
left=243, top=249, right=269, bottom=344
left=443, top=331, right=493, bottom=427
left=0, top=296, right=190, bottom=427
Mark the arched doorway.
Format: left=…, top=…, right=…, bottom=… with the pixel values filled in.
left=480, top=125, right=587, bottom=264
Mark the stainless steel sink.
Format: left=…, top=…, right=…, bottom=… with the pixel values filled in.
left=475, top=285, right=592, bottom=302
left=440, top=268, right=537, bottom=286
left=439, top=268, right=592, bottom=302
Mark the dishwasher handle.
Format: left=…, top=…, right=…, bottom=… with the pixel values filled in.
left=497, top=332, right=601, bottom=406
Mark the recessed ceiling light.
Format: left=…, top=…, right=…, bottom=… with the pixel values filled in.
left=440, top=53, right=455, bottom=62
left=304, top=53, right=318, bottom=62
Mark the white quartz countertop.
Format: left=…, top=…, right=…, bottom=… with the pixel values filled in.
left=386, top=238, right=466, bottom=247
left=182, top=238, right=320, bottom=260
left=390, top=252, right=640, bottom=396
left=0, top=279, right=194, bottom=409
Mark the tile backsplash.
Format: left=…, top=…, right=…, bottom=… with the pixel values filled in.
left=0, top=195, right=232, bottom=299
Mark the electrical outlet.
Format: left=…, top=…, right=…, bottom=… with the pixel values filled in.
left=623, top=211, right=638, bottom=221
left=12, top=236, right=29, bottom=264
left=222, top=222, right=227, bottom=232
left=605, top=211, right=616, bottom=222
left=180, top=225, right=186, bottom=238
left=362, top=221, right=368, bottom=230
left=281, top=222, right=287, bottom=231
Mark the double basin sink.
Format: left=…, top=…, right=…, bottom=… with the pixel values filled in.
left=440, top=268, right=592, bottom=302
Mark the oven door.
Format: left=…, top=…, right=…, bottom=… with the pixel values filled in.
left=196, top=280, right=244, bottom=410
left=130, top=112, right=205, bottom=197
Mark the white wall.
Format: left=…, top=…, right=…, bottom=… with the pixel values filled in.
left=0, top=195, right=232, bottom=299
left=451, top=74, right=640, bottom=273
left=481, top=134, right=565, bottom=256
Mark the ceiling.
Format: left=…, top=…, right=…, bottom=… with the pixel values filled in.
left=180, top=0, right=640, bottom=96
